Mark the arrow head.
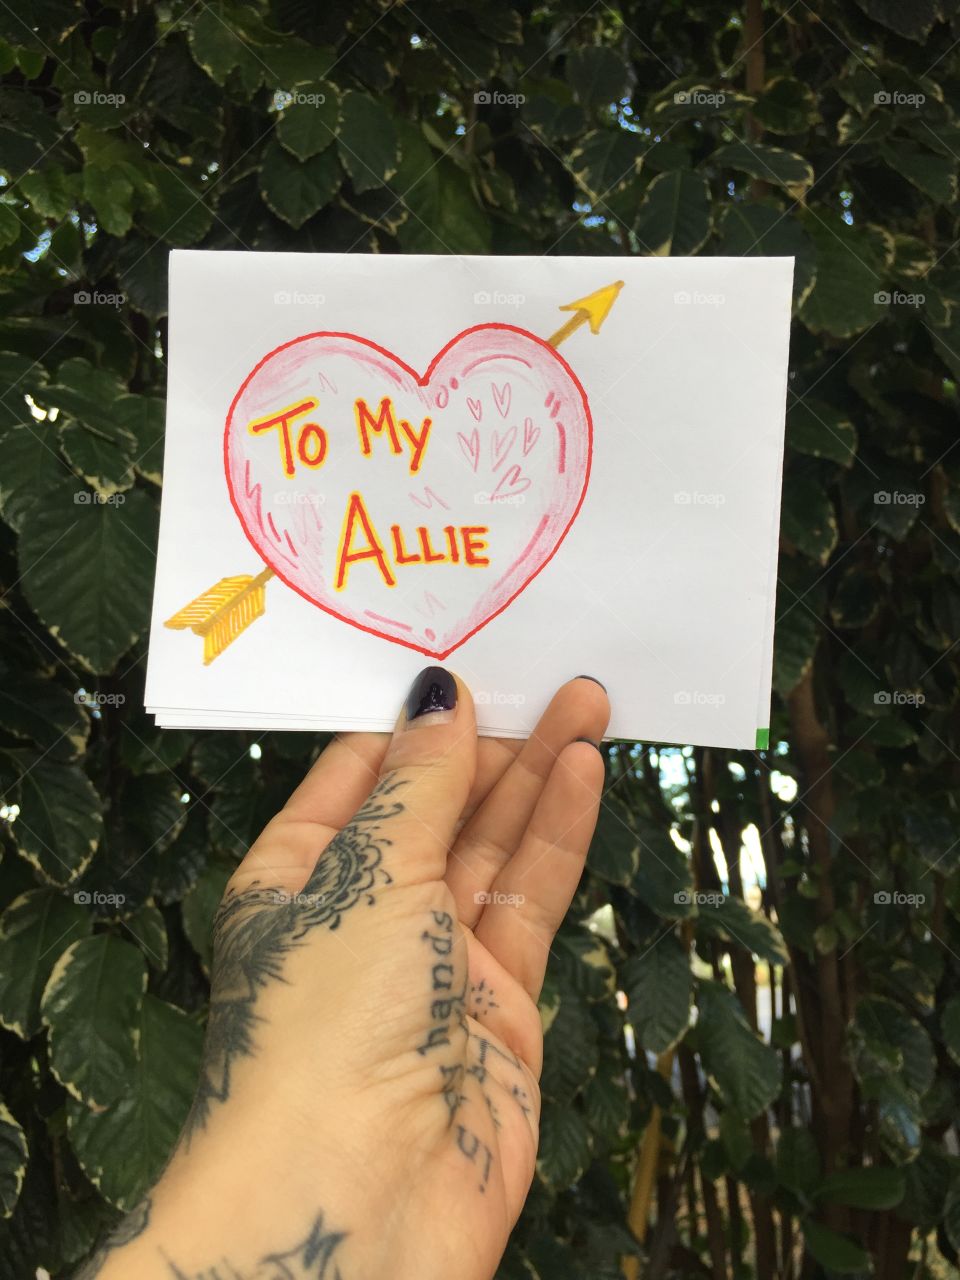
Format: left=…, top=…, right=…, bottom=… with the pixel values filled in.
left=558, top=279, right=625, bottom=334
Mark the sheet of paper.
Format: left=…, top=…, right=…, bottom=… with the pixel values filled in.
left=145, top=250, right=793, bottom=747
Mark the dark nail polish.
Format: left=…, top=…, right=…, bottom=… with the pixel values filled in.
left=575, top=674, right=607, bottom=693
left=405, top=666, right=457, bottom=722
left=575, top=736, right=603, bottom=751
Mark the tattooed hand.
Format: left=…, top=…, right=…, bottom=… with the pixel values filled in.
left=81, top=670, right=610, bottom=1280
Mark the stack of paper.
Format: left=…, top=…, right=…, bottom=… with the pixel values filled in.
left=145, top=251, right=793, bottom=747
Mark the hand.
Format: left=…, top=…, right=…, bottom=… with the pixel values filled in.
left=85, top=669, right=610, bottom=1280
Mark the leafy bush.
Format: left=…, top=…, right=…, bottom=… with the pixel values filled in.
left=1, top=2, right=959, bottom=1277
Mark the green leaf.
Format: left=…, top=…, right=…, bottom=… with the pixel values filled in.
left=393, top=124, right=490, bottom=254
left=582, top=1057, right=630, bottom=1145
left=772, top=608, right=819, bottom=698
left=0, top=672, right=88, bottom=759
left=945, top=1174, right=960, bottom=1253
left=776, top=1127, right=821, bottom=1195
left=0, top=1103, right=27, bottom=1219
left=41, top=934, right=147, bottom=1107
left=621, top=933, right=691, bottom=1052
left=67, top=995, right=202, bottom=1210
left=337, top=92, right=399, bottom=193
left=799, top=216, right=893, bottom=338
left=187, top=5, right=264, bottom=89
left=710, top=142, right=814, bottom=197
left=121, top=902, right=168, bottom=971
left=853, top=0, right=937, bottom=39
left=815, top=1165, right=905, bottom=1210
left=181, top=857, right=232, bottom=972
left=713, top=202, right=817, bottom=306
left=697, top=981, right=782, bottom=1119
left=781, top=472, right=838, bottom=564
left=941, top=994, right=960, bottom=1067
left=883, top=142, right=957, bottom=203
left=588, top=795, right=640, bottom=885
left=787, top=400, right=858, bottom=466
left=139, top=165, right=213, bottom=247
left=10, top=760, right=104, bottom=886
left=696, top=896, right=789, bottom=964
left=17, top=482, right=158, bottom=673
left=801, top=1219, right=871, bottom=1273
left=59, top=422, right=137, bottom=499
left=753, top=76, right=818, bottom=134
left=568, top=129, right=644, bottom=204
left=0, top=890, right=91, bottom=1037
left=276, top=84, right=340, bottom=159
left=0, top=420, right=65, bottom=532
left=565, top=46, right=629, bottom=107
left=537, top=1102, right=592, bottom=1189
left=259, top=139, right=341, bottom=229
left=634, top=170, right=712, bottom=256
left=540, top=991, right=598, bottom=1103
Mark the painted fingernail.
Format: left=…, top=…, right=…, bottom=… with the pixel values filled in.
left=575, top=674, right=607, bottom=693
left=575, top=736, right=603, bottom=751
left=405, top=666, right=458, bottom=725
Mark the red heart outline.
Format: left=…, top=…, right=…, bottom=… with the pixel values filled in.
left=224, top=323, right=593, bottom=659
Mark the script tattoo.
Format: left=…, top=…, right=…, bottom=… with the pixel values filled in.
left=185, top=779, right=404, bottom=1137
left=164, top=1209, right=347, bottom=1279
left=73, top=1198, right=151, bottom=1278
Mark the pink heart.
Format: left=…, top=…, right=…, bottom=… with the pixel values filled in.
left=225, top=325, right=592, bottom=659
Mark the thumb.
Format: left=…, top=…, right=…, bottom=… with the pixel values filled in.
left=364, top=665, right=477, bottom=887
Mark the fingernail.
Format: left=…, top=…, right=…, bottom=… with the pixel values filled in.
left=575, top=674, right=607, bottom=693
left=575, top=736, right=603, bottom=751
left=404, top=666, right=458, bottom=726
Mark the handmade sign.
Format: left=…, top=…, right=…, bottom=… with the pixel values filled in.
left=146, top=252, right=794, bottom=747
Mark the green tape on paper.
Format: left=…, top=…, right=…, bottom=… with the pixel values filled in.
left=755, top=728, right=770, bottom=750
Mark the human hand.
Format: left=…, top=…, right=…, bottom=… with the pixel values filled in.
left=84, top=669, right=610, bottom=1280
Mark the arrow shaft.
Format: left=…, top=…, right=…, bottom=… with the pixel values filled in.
left=547, top=311, right=585, bottom=349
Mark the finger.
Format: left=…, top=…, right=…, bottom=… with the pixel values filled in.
left=474, top=740, right=605, bottom=1000
left=230, top=732, right=390, bottom=887
left=361, top=665, right=478, bottom=886
left=446, top=677, right=609, bottom=926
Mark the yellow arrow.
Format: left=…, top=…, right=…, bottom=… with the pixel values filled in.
left=548, top=279, right=625, bottom=349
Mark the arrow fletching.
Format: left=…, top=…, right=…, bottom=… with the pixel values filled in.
left=164, top=568, right=274, bottom=664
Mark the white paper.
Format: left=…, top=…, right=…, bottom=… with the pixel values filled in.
left=145, top=251, right=794, bottom=747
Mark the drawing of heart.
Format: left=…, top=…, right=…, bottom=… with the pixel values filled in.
left=224, top=325, right=592, bottom=659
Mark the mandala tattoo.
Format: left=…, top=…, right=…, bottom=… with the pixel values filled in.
left=73, top=1198, right=151, bottom=1278
left=164, top=1209, right=348, bottom=1279
left=185, top=778, right=404, bottom=1138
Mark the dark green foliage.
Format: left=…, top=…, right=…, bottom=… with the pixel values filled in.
left=0, top=2, right=959, bottom=1276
